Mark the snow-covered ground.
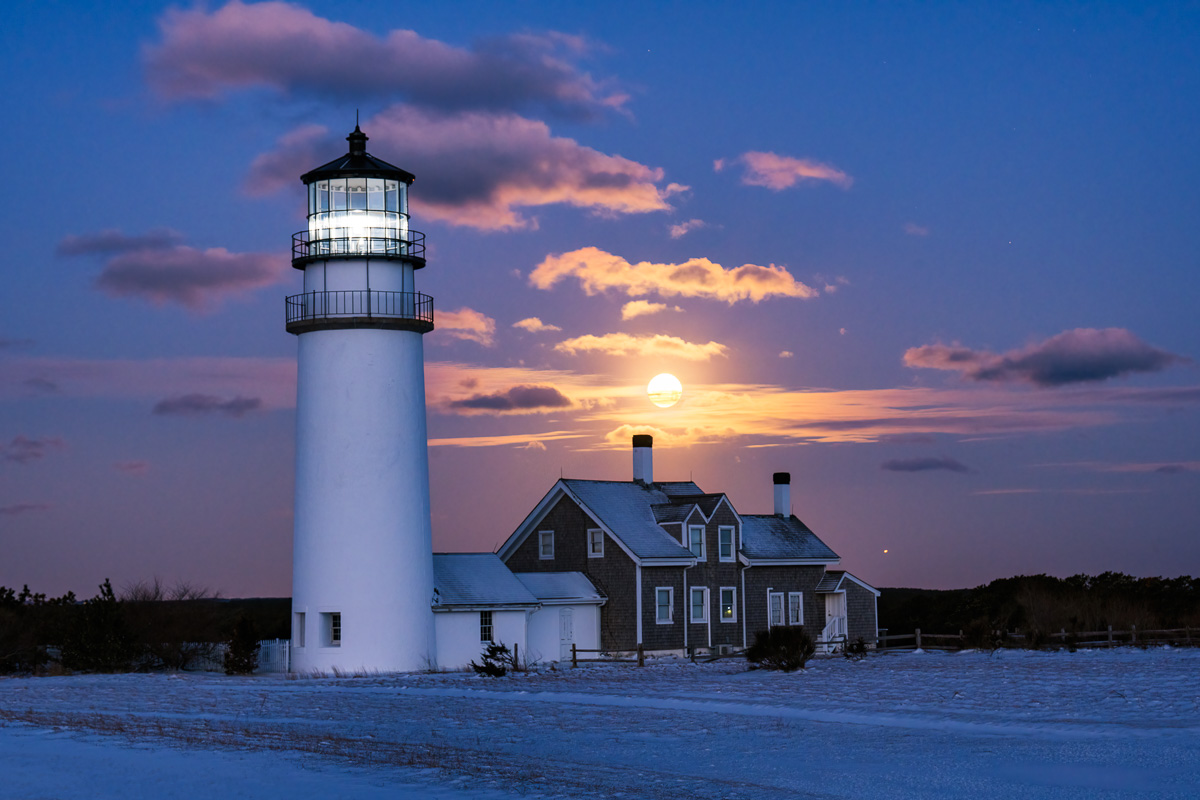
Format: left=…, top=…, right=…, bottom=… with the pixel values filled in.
left=3, top=648, right=1198, bottom=799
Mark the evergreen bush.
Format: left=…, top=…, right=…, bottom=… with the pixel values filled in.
left=745, top=627, right=815, bottom=672
left=223, top=615, right=260, bottom=675
left=470, top=642, right=511, bottom=677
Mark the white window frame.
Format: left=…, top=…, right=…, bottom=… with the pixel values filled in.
left=719, top=587, right=737, bottom=623
left=293, top=612, right=306, bottom=647
left=480, top=610, right=494, bottom=642
left=688, top=525, right=706, bottom=561
left=690, top=587, right=709, bottom=623
left=588, top=528, right=604, bottom=558
left=320, top=611, right=341, bottom=647
left=655, top=587, right=674, bottom=624
left=768, top=591, right=784, bottom=628
left=539, top=530, right=554, bottom=560
left=718, top=526, right=735, bottom=562
left=788, top=592, right=804, bottom=626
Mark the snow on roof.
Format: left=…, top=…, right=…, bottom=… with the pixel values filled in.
left=433, top=553, right=537, bottom=607
left=651, top=503, right=693, bottom=524
left=562, top=480, right=698, bottom=560
left=514, top=572, right=604, bottom=603
left=740, top=515, right=840, bottom=562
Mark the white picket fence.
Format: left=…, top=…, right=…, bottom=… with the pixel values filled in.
left=256, top=638, right=290, bottom=673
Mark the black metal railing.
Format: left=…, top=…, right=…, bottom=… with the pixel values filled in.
left=291, top=229, right=426, bottom=266
left=285, top=290, right=434, bottom=330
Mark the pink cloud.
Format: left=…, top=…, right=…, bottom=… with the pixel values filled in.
left=530, top=247, right=818, bottom=303
left=621, top=300, right=669, bottom=320
left=512, top=317, right=561, bottom=333
left=247, top=108, right=683, bottom=229
left=721, top=151, right=852, bottom=190
left=434, top=307, right=497, bottom=346
left=554, top=332, right=728, bottom=361
left=0, top=503, right=50, bottom=516
left=904, top=222, right=930, bottom=237
left=144, top=1, right=625, bottom=119
left=904, top=328, right=1187, bottom=388
left=114, top=461, right=150, bottom=475
left=668, top=219, right=706, bottom=239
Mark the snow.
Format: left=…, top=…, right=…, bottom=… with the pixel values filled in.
left=3, top=648, right=1199, bottom=799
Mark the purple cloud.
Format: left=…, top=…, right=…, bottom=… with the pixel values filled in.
left=114, top=460, right=150, bottom=475
left=881, top=457, right=971, bottom=473
left=95, top=245, right=288, bottom=311
left=23, top=378, right=58, bottom=393
left=0, top=503, right=50, bottom=516
left=56, top=228, right=184, bottom=256
left=904, top=328, right=1187, bottom=387
left=247, top=107, right=681, bottom=230
left=448, top=384, right=573, bottom=413
left=1, top=436, right=64, bottom=465
left=145, top=2, right=625, bottom=120
left=153, top=394, right=262, bottom=418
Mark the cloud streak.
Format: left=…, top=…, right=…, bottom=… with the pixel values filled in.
left=512, top=317, right=561, bottom=333
left=153, top=394, right=263, bottom=418
left=621, top=301, right=669, bottom=320
left=0, top=503, right=50, bottom=516
left=717, top=151, right=852, bottom=190
left=881, top=457, right=971, bottom=473
left=247, top=108, right=682, bottom=230
left=448, top=384, right=573, bottom=414
left=904, top=328, right=1187, bottom=387
left=530, top=247, right=818, bottom=303
left=555, top=333, right=728, bottom=361
left=1, top=436, right=64, bottom=465
left=145, top=1, right=626, bottom=119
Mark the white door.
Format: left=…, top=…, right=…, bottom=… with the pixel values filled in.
left=825, top=593, right=847, bottom=639
left=559, top=607, right=574, bottom=661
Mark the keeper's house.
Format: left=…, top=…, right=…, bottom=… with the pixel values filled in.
left=496, top=436, right=879, bottom=655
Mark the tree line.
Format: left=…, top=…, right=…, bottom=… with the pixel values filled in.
left=0, top=579, right=289, bottom=675
left=879, top=572, right=1200, bottom=640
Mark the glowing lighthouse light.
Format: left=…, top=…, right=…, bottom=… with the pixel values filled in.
left=647, top=373, right=683, bottom=408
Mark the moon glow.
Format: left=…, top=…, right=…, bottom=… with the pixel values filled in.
left=647, top=373, right=683, bottom=408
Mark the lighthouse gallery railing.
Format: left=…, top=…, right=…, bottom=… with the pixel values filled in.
left=285, top=290, right=434, bottom=326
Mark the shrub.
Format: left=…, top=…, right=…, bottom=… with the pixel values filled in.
left=223, top=615, right=260, bottom=675
left=60, top=579, right=134, bottom=672
left=843, top=637, right=869, bottom=661
left=470, top=642, right=511, bottom=677
left=746, top=627, right=815, bottom=672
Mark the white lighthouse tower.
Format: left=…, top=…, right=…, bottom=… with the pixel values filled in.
left=287, top=126, right=436, bottom=673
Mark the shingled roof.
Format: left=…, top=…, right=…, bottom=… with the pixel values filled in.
left=740, top=514, right=840, bottom=562
left=433, top=553, right=538, bottom=607
left=562, top=480, right=697, bottom=560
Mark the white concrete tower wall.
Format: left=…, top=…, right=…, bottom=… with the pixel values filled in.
left=288, top=126, right=436, bottom=673
left=292, top=315, right=435, bottom=672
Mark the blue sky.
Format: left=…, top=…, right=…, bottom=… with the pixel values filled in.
left=2, top=1, right=1198, bottom=596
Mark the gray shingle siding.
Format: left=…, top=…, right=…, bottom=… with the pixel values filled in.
left=743, top=565, right=827, bottom=643
left=845, top=581, right=878, bottom=644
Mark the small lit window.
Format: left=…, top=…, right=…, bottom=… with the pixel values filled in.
left=656, top=588, right=674, bottom=624
left=720, top=588, right=736, bottom=622
left=788, top=592, right=803, bottom=626
left=690, top=587, right=708, bottom=623
left=688, top=525, right=705, bottom=560
left=718, top=526, right=735, bottom=561
left=588, top=529, right=604, bottom=558
left=539, top=531, right=554, bottom=560
left=480, top=610, right=494, bottom=642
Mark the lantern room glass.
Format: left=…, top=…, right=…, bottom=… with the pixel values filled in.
left=307, top=178, right=409, bottom=255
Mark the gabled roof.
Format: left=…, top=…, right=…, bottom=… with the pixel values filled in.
left=514, top=572, right=605, bottom=604
left=664, top=493, right=727, bottom=518
left=558, top=480, right=699, bottom=560
left=433, top=553, right=537, bottom=607
left=740, top=514, right=840, bottom=563
left=651, top=503, right=693, bottom=524
left=815, top=569, right=880, bottom=596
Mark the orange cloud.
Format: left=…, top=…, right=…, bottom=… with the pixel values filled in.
left=512, top=317, right=561, bottom=333
left=669, top=219, right=706, bottom=239
left=554, top=333, right=728, bottom=361
left=721, top=151, right=852, bottom=190
left=621, top=300, right=669, bottom=320
left=435, top=307, right=497, bottom=346
left=530, top=246, right=818, bottom=303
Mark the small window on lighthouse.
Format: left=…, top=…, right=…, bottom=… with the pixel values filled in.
left=321, top=612, right=342, bottom=647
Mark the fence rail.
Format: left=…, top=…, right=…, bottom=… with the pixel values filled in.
left=877, top=625, right=1196, bottom=651
left=571, top=643, right=645, bottom=667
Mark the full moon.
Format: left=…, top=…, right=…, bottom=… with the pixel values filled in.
left=647, top=373, right=683, bottom=408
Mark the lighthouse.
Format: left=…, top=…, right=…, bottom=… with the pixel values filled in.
left=287, top=126, right=436, bottom=672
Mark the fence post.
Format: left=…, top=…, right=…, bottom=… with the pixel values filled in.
left=571, top=642, right=577, bottom=668
left=915, top=628, right=921, bottom=651
left=1187, top=625, right=1192, bottom=645
left=1131, top=624, right=1137, bottom=644
left=637, top=644, right=645, bottom=667
left=513, top=642, right=519, bottom=670
left=1108, top=625, right=1113, bottom=647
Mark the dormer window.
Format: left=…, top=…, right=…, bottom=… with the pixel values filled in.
left=718, top=526, right=735, bottom=561
left=688, top=525, right=705, bottom=560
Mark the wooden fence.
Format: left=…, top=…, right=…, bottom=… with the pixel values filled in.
left=570, top=643, right=644, bottom=667
left=877, top=625, right=1196, bottom=651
